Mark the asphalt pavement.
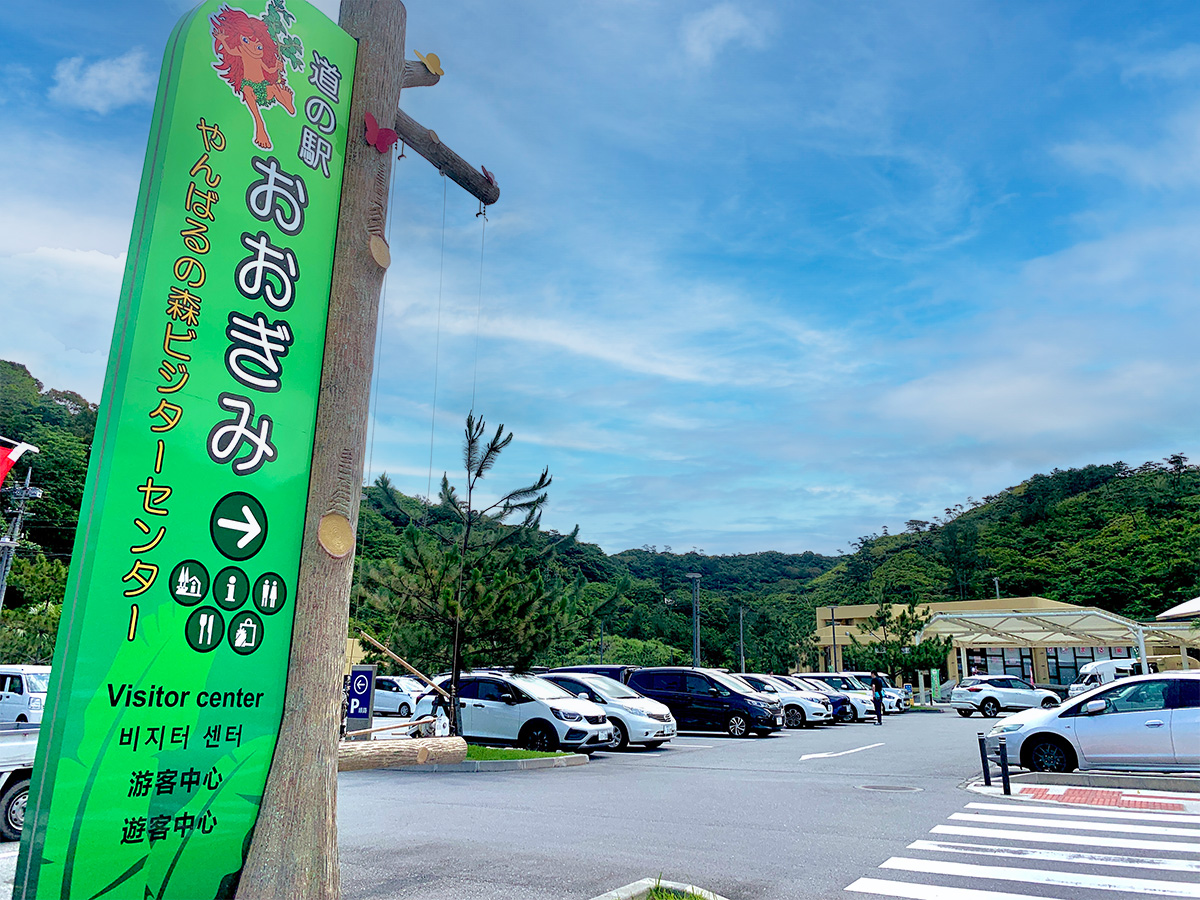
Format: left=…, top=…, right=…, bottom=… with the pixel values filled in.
left=337, top=710, right=996, bottom=900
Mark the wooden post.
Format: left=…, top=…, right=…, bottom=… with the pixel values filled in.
left=236, top=3, right=407, bottom=897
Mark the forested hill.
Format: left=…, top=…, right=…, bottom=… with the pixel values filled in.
left=804, top=458, right=1200, bottom=622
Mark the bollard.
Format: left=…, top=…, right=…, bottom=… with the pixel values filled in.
left=977, top=733, right=991, bottom=786
left=998, top=736, right=1011, bottom=796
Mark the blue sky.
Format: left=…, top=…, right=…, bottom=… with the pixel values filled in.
left=2, top=1, right=1200, bottom=556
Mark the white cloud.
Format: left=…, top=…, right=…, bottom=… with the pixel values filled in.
left=1121, top=44, right=1200, bottom=81
left=681, top=4, right=767, bottom=67
left=1055, top=106, right=1200, bottom=189
left=49, top=49, right=155, bottom=115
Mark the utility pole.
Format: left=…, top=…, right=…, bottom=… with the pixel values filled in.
left=829, top=605, right=838, bottom=671
left=687, top=573, right=702, bottom=666
left=738, top=604, right=745, bottom=672
left=0, top=468, right=43, bottom=607
left=238, top=3, right=497, bottom=898
left=993, top=577, right=1000, bottom=599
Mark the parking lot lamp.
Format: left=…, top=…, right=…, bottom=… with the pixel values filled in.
left=687, top=573, right=702, bottom=666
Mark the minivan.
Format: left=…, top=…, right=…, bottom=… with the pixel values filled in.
left=0, top=667, right=50, bottom=724
left=626, top=667, right=783, bottom=737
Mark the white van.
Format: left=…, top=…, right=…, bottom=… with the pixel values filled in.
left=1066, top=659, right=1147, bottom=698
left=0, top=667, right=50, bottom=724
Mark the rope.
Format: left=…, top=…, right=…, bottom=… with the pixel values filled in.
left=423, top=174, right=449, bottom=524
left=470, top=212, right=487, bottom=413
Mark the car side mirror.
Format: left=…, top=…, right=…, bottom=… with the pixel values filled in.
left=499, top=692, right=516, bottom=705
left=709, top=686, right=720, bottom=696
left=1084, top=699, right=1106, bottom=715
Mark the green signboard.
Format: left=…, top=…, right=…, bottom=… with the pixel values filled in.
left=16, top=2, right=355, bottom=896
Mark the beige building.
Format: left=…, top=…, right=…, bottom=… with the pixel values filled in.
left=815, top=596, right=1198, bottom=686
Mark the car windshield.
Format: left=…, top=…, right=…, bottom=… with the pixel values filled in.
left=581, top=676, right=640, bottom=700
left=747, top=678, right=779, bottom=693
left=710, top=672, right=754, bottom=694
left=25, top=673, right=49, bottom=693
left=959, top=678, right=981, bottom=687
left=508, top=675, right=574, bottom=699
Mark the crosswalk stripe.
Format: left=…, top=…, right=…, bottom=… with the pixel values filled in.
left=950, top=811, right=1200, bottom=837
left=880, top=856, right=1200, bottom=896
left=931, top=823, right=1200, bottom=854
left=908, top=838, right=1200, bottom=872
left=845, top=876, right=1068, bottom=899
left=966, top=801, right=1200, bottom=825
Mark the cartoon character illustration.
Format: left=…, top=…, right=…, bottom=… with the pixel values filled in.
left=211, top=5, right=297, bottom=149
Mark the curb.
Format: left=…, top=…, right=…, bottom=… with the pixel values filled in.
left=389, top=753, right=588, bottom=773
left=907, top=707, right=945, bottom=714
left=588, top=878, right=730, bottom=900
left=1009, top=771, right=1200, bottom=793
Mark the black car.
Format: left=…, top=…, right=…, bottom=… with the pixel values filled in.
left=548, top=664, right=640, bottom=684
left=626, top=667, right=783, bottom=737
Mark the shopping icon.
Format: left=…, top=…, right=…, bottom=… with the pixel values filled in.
left=228, top=611, right=264, bottom=656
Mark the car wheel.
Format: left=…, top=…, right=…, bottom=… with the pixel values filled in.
left=398, top=702, right=411, bottom=718
left=726, top=714, right=750, bottom=737
left=0, top=778, right=29, bottom=842
left=1040, top=698, right=1059, bottom=709
left=1026, top=737, right=1076, bottom=773
left=610, top=718, right=629, bottom=750
left=784, top=706, right=806, bottom=729
left=957, top=709, right=973, bottom=718
left=980, top=698, right=1001, bottom=718
left=519, top=721, right=558, bottom=752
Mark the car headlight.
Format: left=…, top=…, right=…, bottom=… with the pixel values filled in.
left=748, top=699, right=770, bottom=709
left=989, top=722, right=1024, bottom=735
left=550, top=707, right=582, bottom=721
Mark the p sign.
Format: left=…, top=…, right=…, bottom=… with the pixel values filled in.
left=346, top=664, right=376, bottom=738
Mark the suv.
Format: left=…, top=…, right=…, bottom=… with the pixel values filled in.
left=413, top=671, right=612, bottom=753
left=736, top=673, right=833, bottom=728
left=951, top=675, right=1060, bottom=718
left=0, top=667, right=50, bottom=724
left=626, top=667, right=783, bottom=737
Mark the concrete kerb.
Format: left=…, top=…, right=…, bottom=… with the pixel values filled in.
left=588, top=878, right=730, bottom=900
left=389, top=753, right=589, bottom=773
left=1009, top=770, right=1200, bottom=793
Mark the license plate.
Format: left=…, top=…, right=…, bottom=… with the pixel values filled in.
left=774, top=715, right=783, bottom=725
left=600, top=731, right=611, bottom=741
left=665, top=725, right=675, bottom=735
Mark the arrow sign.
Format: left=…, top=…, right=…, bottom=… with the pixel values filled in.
left=218, top=506, right=262, bottom=548
left=210, top=492, right=268, bottom=561
left=800, top=742, right=884, bottom=761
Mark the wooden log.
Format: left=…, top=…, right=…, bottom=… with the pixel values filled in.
left=344, top=716, right=434, bottom=738
left=338, top=736, right=467, bottom=771
left=236, top=3, right=407, bottom=899
left=401, top=58, right=440, bottom=88
left=394, top=107, right=500, bottom=205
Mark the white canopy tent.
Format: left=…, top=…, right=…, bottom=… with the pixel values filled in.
left=919, top=607, right=1199, bottom=681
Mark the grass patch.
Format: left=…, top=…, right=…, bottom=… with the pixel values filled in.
left=646, top=888, right=707, bottom=900
left=464, top=745, right=569, bottom=761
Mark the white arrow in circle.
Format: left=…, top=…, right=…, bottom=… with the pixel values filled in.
left=217, top=505, right=262, bottom=549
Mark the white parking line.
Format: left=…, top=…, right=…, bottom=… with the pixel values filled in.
left=880, top=856, right=1200, bottom=896
left=949, top=812, right=1200, bottom=838
left=931, top=823, right=1200, bottom=854
left=845, top=877, right=1065, bottom=899
left=966, top=801, right=1200, bottom=825
left=800, top=742, right=884, bottom=760
left=907, top=838, right=1200, bottom=873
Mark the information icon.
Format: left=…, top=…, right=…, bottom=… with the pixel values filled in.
left=185, top=607, right=225, bottom=653
left=228, top=611, right=264, bottom=656
left=213, top=567, right=250, bottom=610
left=252, top=573, right=287, bottom=615
left=169, top=560, right=209, bottom=607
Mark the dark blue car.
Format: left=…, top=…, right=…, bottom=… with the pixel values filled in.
left=775, top=674, right=854, bottom=723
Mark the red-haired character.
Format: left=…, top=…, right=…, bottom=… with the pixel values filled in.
left=211, top=6, right=296, bottom=149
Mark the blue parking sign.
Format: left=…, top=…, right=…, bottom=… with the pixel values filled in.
left=347, top=664, right=376, bottom=721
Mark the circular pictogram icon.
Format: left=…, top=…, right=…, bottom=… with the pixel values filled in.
left=210, top=492, right=268, bottom=561
left=213, top=567, right=250, bottom=610
left=168, top=560, right=209, bottom=607
left=353, top=674, right=369, bottom=694
left=185, top=606, right=226, bottom=653
left=228, top=611, right=264, bottom=656
left=252, top=572, right=287, bottom=615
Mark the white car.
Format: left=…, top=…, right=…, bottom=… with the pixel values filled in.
left=1066, top=659, right=1142, bottom=698
left=802, top=673, right=895, bottom=716
left=951, top=675, right=1060, bottom=718
left=986, top=673, right=1200, bottom=772
left=372, top=674, right=424, bottom=717
left=736, top=673, right=833, bottom=728
left=413, top=671, right=613, bottom=753
left=843, top=671, right=911, bottom=711
left=541, top=672, right=676, bottom=749
left=783, top=675, right=867, bottom=723
left=0, top=667, right=49, bottom=725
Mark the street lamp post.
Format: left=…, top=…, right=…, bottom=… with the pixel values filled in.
left=686, top=573, right=702, bottom=666
left=829, top=605, right=838, bottom=672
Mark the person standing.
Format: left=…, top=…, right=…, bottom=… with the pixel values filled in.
left=870, top=670, right=885, bottom=725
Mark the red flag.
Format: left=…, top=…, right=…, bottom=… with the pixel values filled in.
left=0, top=441, right=38, bottom=488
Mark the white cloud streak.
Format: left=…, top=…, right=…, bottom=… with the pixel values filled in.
left=49, top=49, right=155, bottom=115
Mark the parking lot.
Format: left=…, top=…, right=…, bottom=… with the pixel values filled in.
left=338, top=710, right=992, bottom=900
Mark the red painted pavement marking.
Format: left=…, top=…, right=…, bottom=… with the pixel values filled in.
left=1017, top=786, right=1186, bottom=811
